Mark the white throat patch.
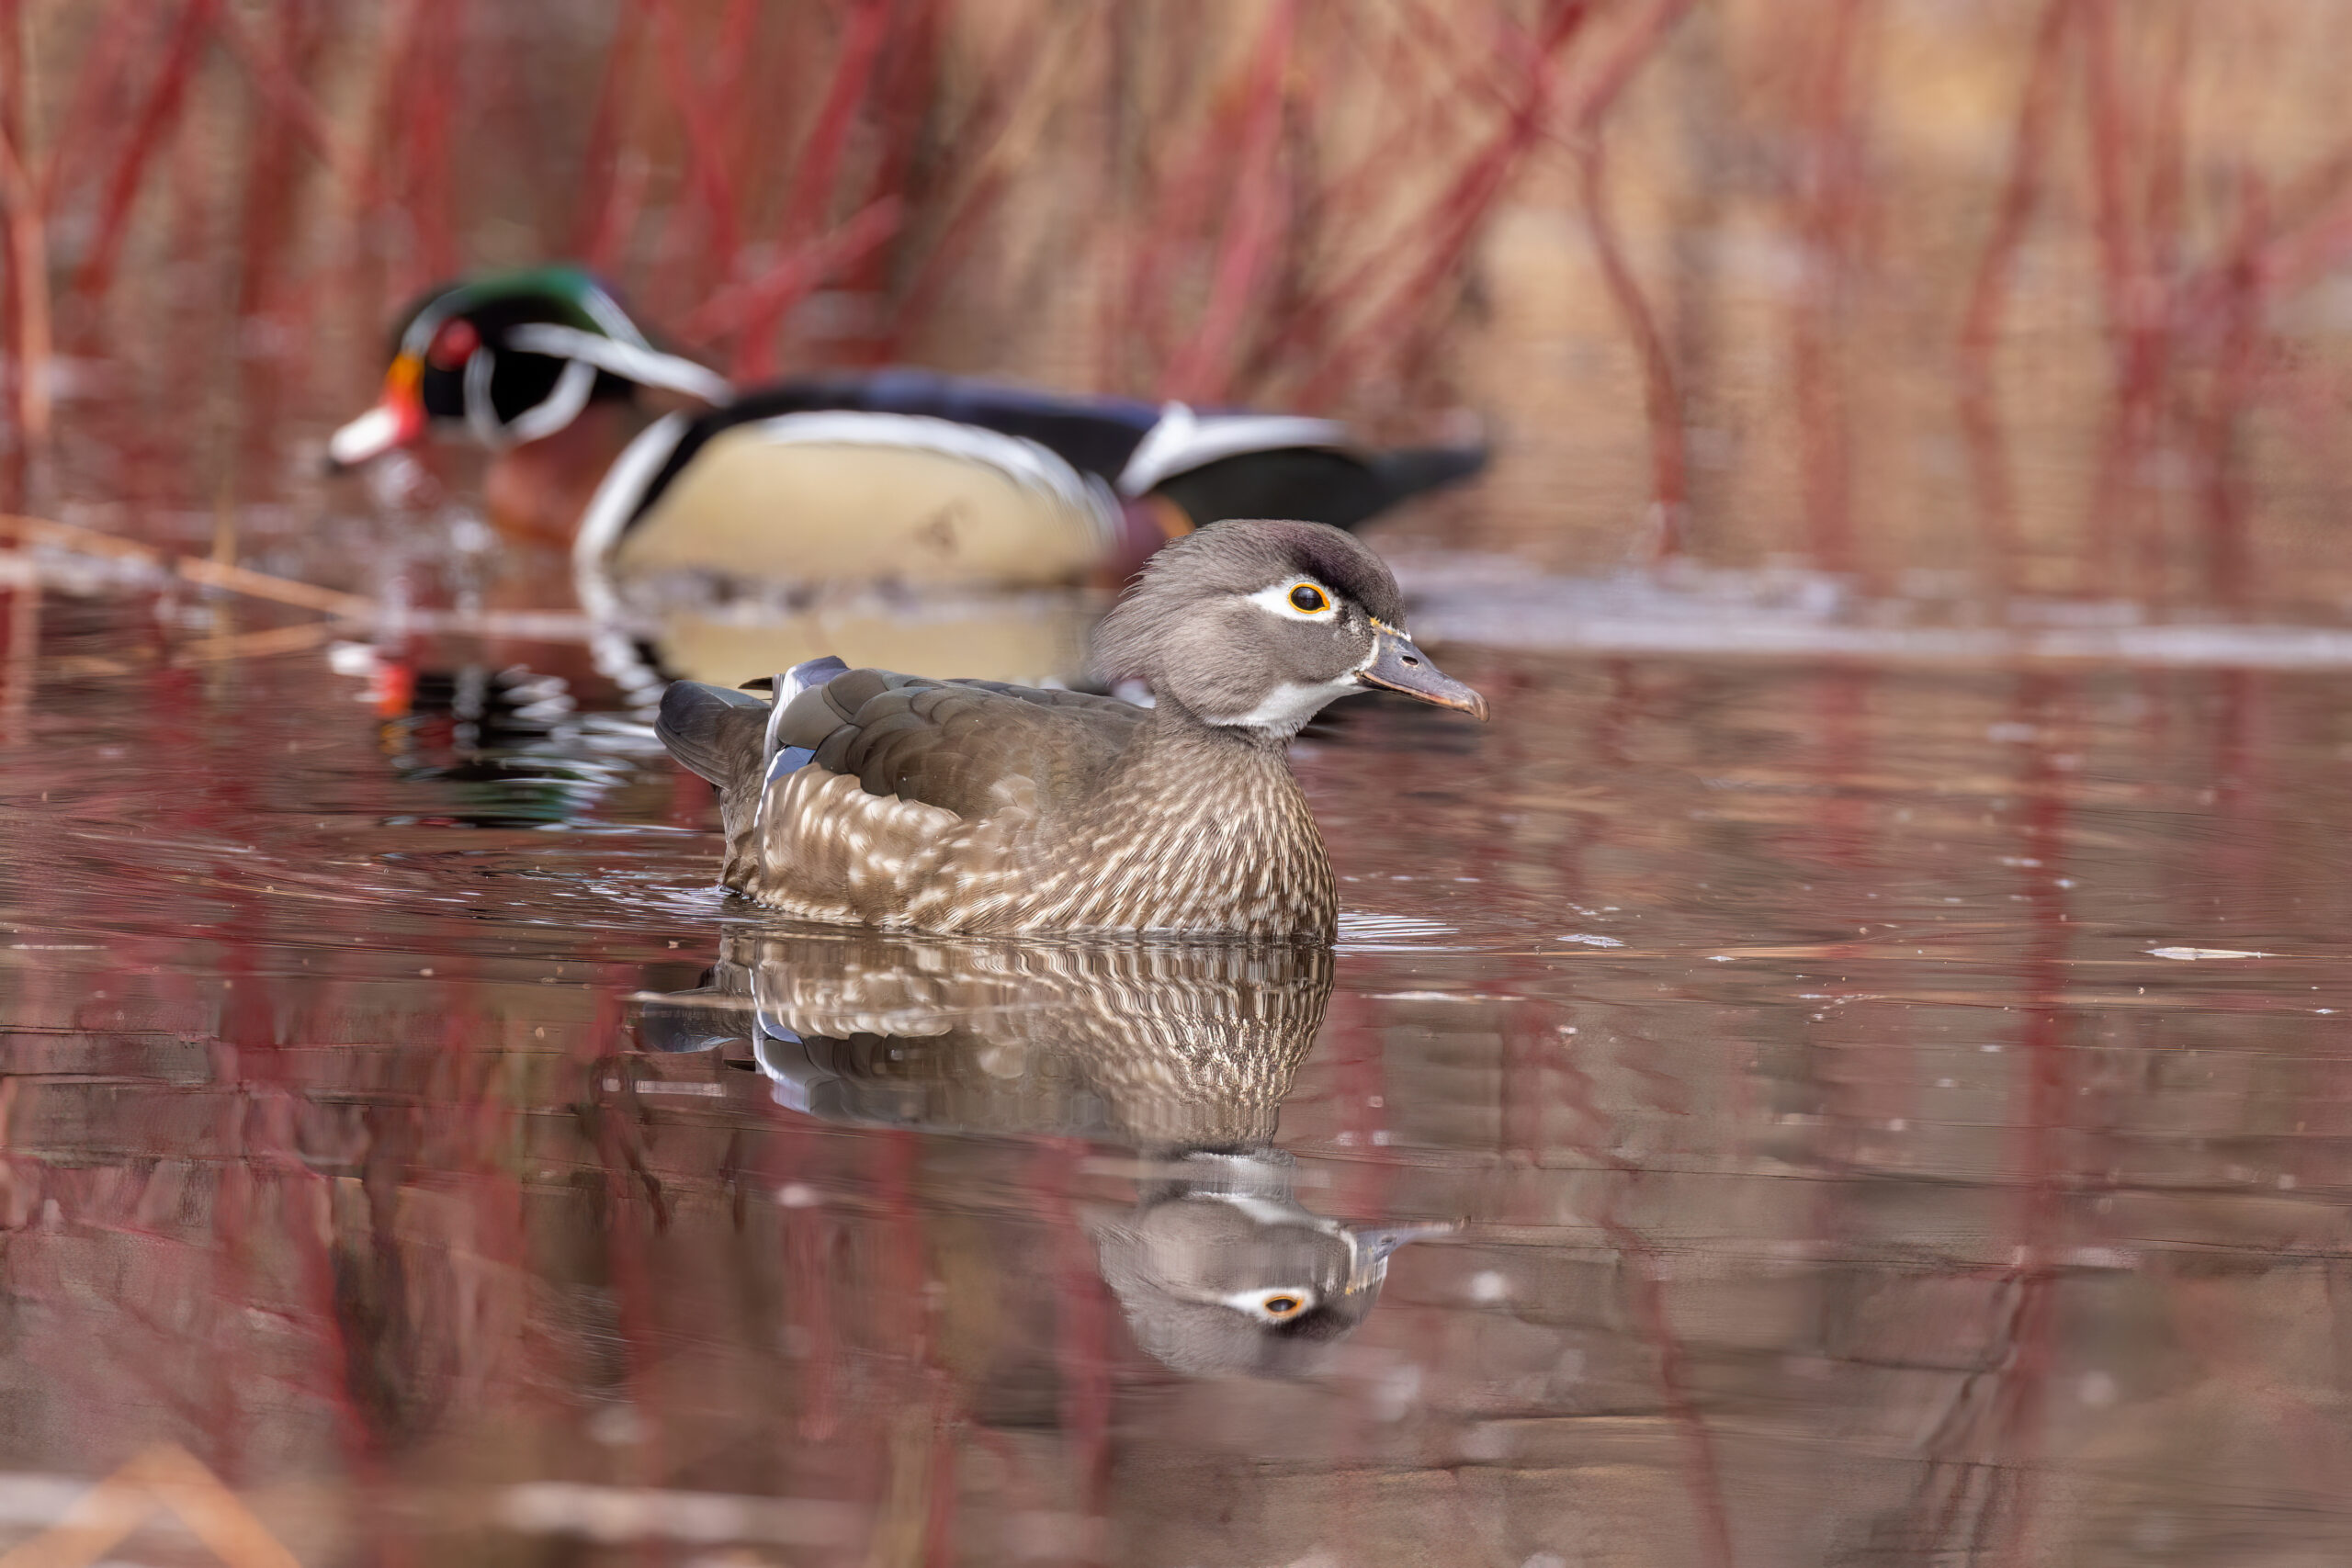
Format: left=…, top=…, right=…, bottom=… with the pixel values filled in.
left=1208, top=676, right=1362, bottom=735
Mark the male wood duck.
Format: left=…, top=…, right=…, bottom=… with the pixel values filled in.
left=327, top=266, right=1488, bottom=618
left=655, top=520, right=1487, bottom=939
left=636, top=931, right=1453, bottom=1377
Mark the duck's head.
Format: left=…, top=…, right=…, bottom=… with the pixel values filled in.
left=327, top=266, right=731, bottom=468
left=1093, top=518, right=1487, bottom=736
left=1088, top=1151, right=1455, bottom=1379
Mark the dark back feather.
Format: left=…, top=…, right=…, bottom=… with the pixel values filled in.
left=1157, top=442, right=1485, bottom=531
left=768, top=671, right=1148, bottom=820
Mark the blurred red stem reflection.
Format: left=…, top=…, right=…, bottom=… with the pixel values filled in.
left=1547, top=1017, right=1737, bottom=1568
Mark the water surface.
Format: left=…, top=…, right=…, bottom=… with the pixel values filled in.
left=3, top=593, right=2350, bottom=1565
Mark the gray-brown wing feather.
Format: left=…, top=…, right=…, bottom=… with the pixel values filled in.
left=773, top=669, right=1146, bottom=820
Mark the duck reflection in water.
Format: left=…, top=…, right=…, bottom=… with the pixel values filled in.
left=636, top=931, right=1450, bottom=1378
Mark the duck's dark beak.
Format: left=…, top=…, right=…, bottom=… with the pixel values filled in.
left=1343, top=1218, right=1459, bottom=1291
left=1358, top=625, right=1487, bottom=720
left=325, top=355, right=426, bottom=471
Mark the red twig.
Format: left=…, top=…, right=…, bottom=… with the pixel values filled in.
left=74, top=0, right=211, bottom=305
left=642, top=0, right=742, bottom=287
left=1295, top=0, right=1597, bottom=408
left=1161, top=0, right=1296, bottom=403
left=1572, top=132, right=1686, bottom=559
left=1785, top=0, right=1875, bottom=575
left=676, top=196, right=901, bottom=348
left=1957, top=0, right=2078, bottom=586
left=207, top=2, right=375, bottom=203
left=2195, top=175, right=2267, bottom=606
left=566, top=1, right=648, bottom=265
left=0, top=0, right=46, bottom=471
left=733, top=0, right=894, bottom=381
left=34, top=0, right=151, bottom=216
left=885, top=0, right=1058, bottom=355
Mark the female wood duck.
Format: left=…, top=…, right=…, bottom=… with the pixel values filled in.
left=328, top=268, right=1488, bottom=615
left=639, top=930, right=1335, bottom=1145
left=655, top=519, right=1487, bottom=939
left=636, top=931, right=1453, bottom=1377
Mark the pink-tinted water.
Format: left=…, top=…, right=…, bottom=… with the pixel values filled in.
left=4, top=592, right=2351, bottom=1565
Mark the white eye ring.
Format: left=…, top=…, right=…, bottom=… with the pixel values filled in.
left=1222, top=1286, right=1317, bottom=1321
left=1248, top=579, right=1339, bottom=621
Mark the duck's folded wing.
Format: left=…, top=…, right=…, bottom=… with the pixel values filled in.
left=775, top=669, right=1144, bottom=820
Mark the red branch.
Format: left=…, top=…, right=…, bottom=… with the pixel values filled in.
left=1160, top=0, right=1297, bottom=404
left=676, top=196, right=903, bottom=347
left=734, top=0, right=895, bottom=380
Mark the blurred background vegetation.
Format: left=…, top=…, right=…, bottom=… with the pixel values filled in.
left=3, top=0, right=2350, bottom=604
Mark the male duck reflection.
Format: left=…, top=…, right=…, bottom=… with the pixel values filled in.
left=638, top=932, right=1452, bottom=1378
left=327, top=267, right=1487, bottom=602
left=656, top=520, right=1487, bottom=938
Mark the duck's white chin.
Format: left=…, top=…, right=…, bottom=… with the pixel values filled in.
left=1209, top=676, right=1363, bottom=737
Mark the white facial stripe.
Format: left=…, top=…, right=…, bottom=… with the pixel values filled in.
left=504, top=355, right=600, bottom=444
left=463, top=347, right=503, bottom=447
left=1245, top=578, right=1340, bottom=622
left=399, top=299, right=456, bottom=357
left=574, top=282, right=653, bottom=348
left=506, top=321, right=733, bottom=403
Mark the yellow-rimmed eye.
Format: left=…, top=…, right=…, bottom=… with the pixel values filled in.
left=1288, top=583, right=1329, bottom=614
left=1258, top=1292, right=1306, bottom=1319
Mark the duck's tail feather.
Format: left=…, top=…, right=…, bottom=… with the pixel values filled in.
left=657, top=682, right=770, bottom=793
left=1365, top=442, right=1488, bottom=509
